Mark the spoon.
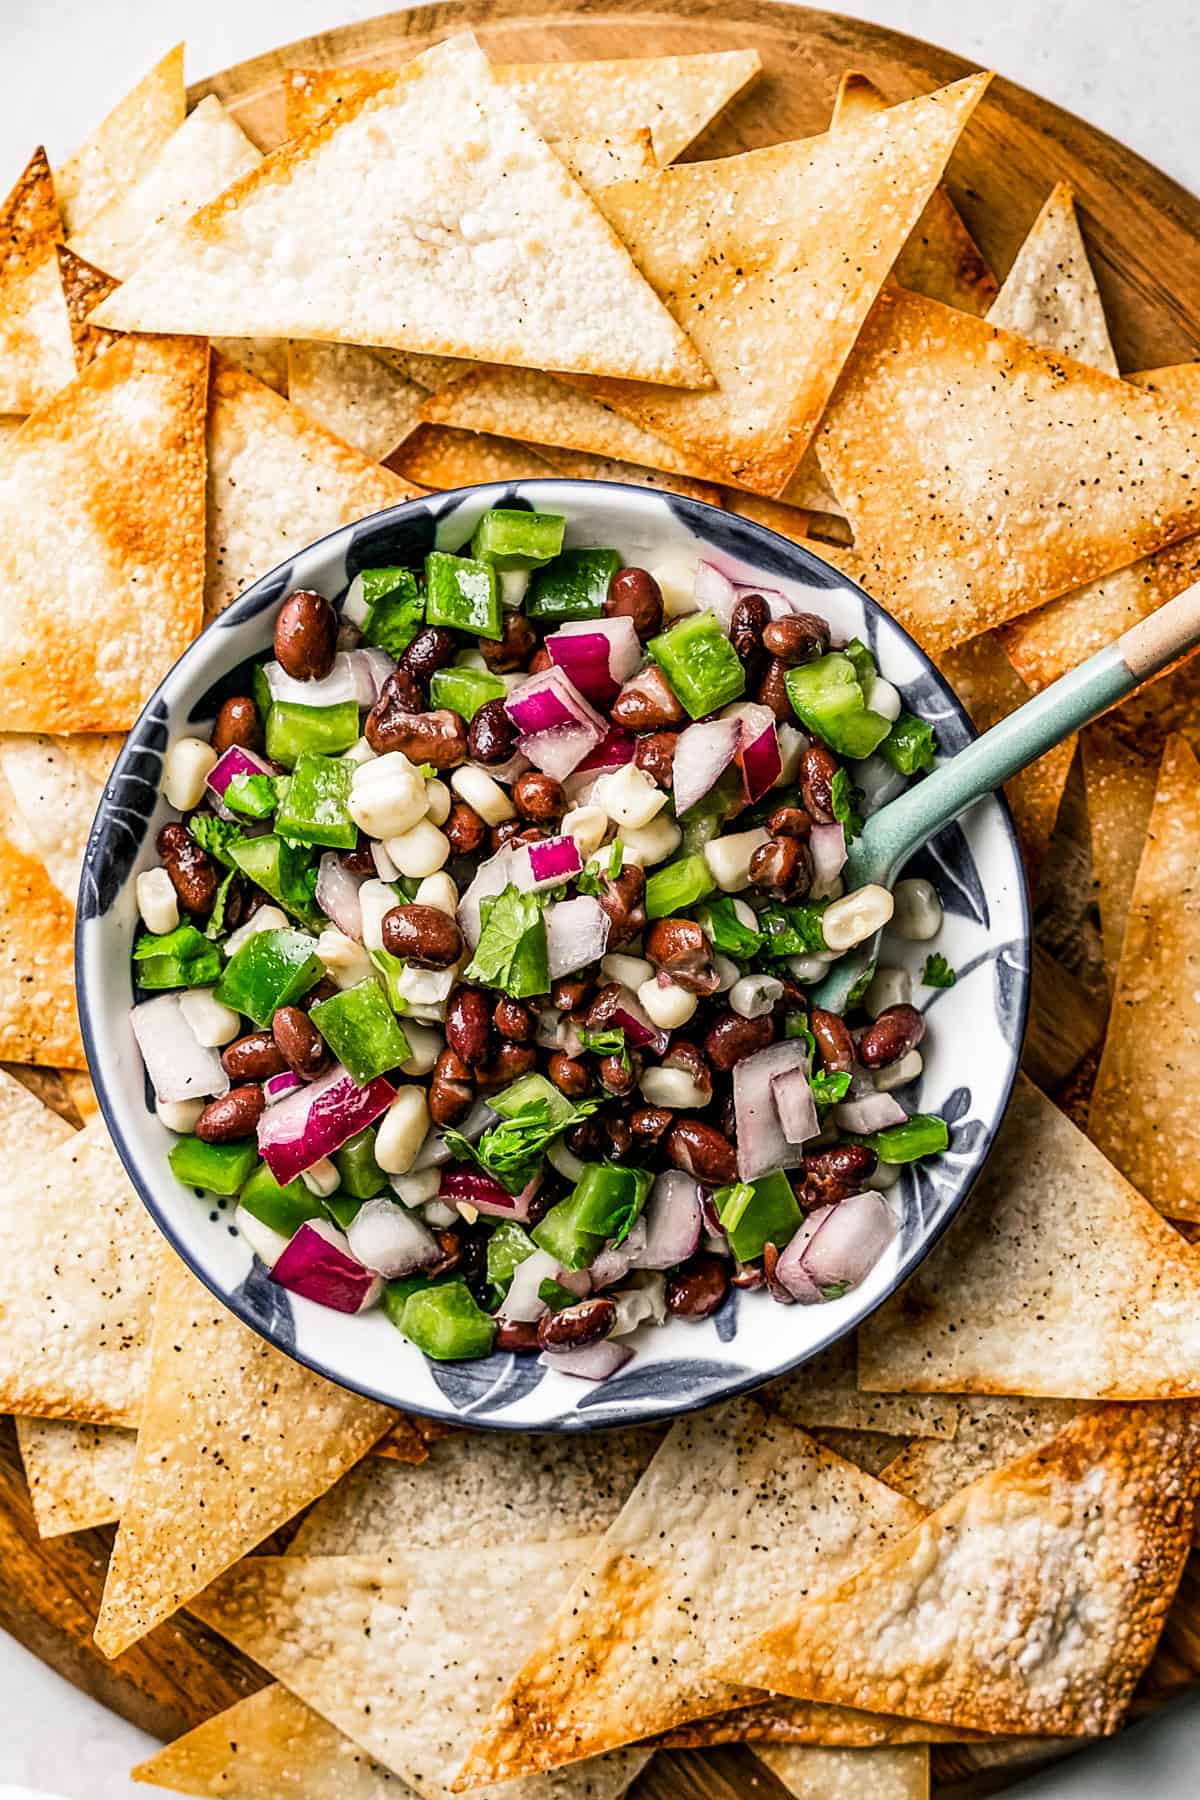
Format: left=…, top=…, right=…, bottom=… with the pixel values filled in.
left=808, top=578, right=1200, bottom=1013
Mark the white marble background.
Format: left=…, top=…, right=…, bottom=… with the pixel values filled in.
left=1, top=2, right=1198, bottom=1795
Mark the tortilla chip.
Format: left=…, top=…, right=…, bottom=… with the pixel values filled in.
left=206, top=355, right=420, bottom=621
left=831, top=72, right=995, bottom=317
left=820, top=288, right=1200, bottom=654
left=755, top=1744, right=929, bottom=1800
left=535, top=448, right=725, bottom=504
left=572, top=73, right=990, bottom=495
left=56, top=243, right=121, bottom=369
left=725, top=494, right=814, bottom=544
left=192, top=1542, right=651, bottom=1800
left=62, top=1066, right=101, bottom=1120
left=389, top=424, right=558, bottom=487
left=718, top=1403, right=1200, bottom=1737
left=0, top=771, right=85, bottom=1065
left=1087, top=735, right=1200, bottom=1217
left=857, top=1074, right=1200, bottom=1397
left=289, top=341, right=427, bottom=461
left=808, top=1428, right=914, bottom=1478
left=95, top=37, right=707, bottom=389
left=455, top=1400, right=923, bottom=1783
left=0, top=1061, right=74, bottom=1164
left=0, top=733, right=107, bottom=900
left=15, top=1418, right=135, bottom=1537
left=0, top=330, right=208, bottom=730
left=765, top=1337, right=961, bottom=1439
left=556, top=132, right=657, bottom=188
left=132, top=1682, right=404, bottom=1797
left=0, top=147, right=74, bottom=413
left=0, top=1115, right=159, bottom=1422
left=880, top=1398, right=1085, bottom=1513
left=988, top=181, right=1117, bottom=369
left=655, top=1701, right=969, bottom=1750
left=370, top=1417, right=430, bottom=1464
left=93, top=1254, right=396, bottom=1659
left=54, top=45, right=185, bottom=234
left=284, top=49, right=763, bottom=163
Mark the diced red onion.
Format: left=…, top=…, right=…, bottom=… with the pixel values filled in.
left=834, top=1092, right=907, bottom=1135
left=522, top=720, right=605, bottom=783
left=371, top=839, right=399, bottom=881
left=545, top=895, right=610, bottom=980
left=539, top=1340, right=633, bottom=1381
left=731, top=579, right=803, bottom=624
left=800, top=1190, right=898, bottom=1290
left=348, top=647, right=396, bottom=706
left=773, top=1207, right=835, bottom=1302
left=737, top=705, right=782, bottom=804
left=257, top=1063, right=396, bottom=1184
left=457, top=846, right=514, bottom=949
left=206, top=745, right=276, bottom=808
left=133, top=994, right=230, bottom=1104
left=264, top=1070, right=304, bottom=1105
left=439, top=1167, right=541, bottom=1223
left=478, top=748, right=530, bottom=786
left=589, top=1217, right=648, bottom=1288
left=316, top=852, right=365, bottom=941
left=511, top=835, right=582, bottom=894
left=270, top=1218, right=383, bottom=1313
left=608, top=985, right=669, bottom=1056
left=809, top=822, right=847, bottom=898
left=571, top=725, right=635, bottom=779
left=698, top=1187, right=725, bottom=1239
left=346, top=1197, right=441, bottom=1278
left=262, top=652, right=362, bottom=709
left=733, top=1039, right=811, bottom=1180
left=673, top=717, right=742, bottom=817
left=499, top=1247, right=561, bottom=1322
left=771, top=1065, right=820, bottom=1146
left=234, top=1203, right=291, bottom=1270
left=693, top=560, right=738, bottom=626
left=557, top=1266, right=592, bottom=1298
left=631, top=1171, right=703, bottom=1269
left=546, top=618, right=641, bottom=705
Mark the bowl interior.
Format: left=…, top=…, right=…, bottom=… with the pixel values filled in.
left=77, top=480, right=1030, bottom=1432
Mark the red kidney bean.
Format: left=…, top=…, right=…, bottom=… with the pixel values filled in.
left=495, top=1317, right=542, bottom=1354
left=445, top=987, right=492, bottom=1066
left=762, top=613, right=831, bottom=666
left=493, top=997, right=535, bottom=1043
left=195, top=1085, right=264, bottom=1143
left=605, top=566, right=663, bottom=640
left=477, top=1043, right=538, bottom=1090
left=552, top=974, right=594, bottom=1012
left=662, top=1039, right=712, bottom=1099
left=766, top=805, right=812, bottom=839
left=799, top=744, right=839, bottom=822
left=381, top=904, right=463, bottom=969
left=365, top=680, right=467, bottom=767
left=340, top=841, right=376, bottom=877
left=598, top=1051, right=638, bottom=1097
left=547, top=1052, right=592, bottom=1099
left=704, top=1010, right=775, bottom=1072
left=536, top=1297, right=617, bottom=1350
left=810, top=1007, right=856, bottom=1076
left=400, top=627, right=457, bottom=688
left=629, top=1105, right=673, bottom=1145
left=221, top=1032, right=286, bottom=1082
left=513, top=770, right=565, bottom=822
left=444, top=801, right=486, bottom=856
left=466, top=698, right=517, bottom=765
left=156, top=822, right=218, bottom=914
left=729, top=592, right=770, bottom=668
left=757, top=657, right=799, bottom=724
left=428, top=1048, right=475, bottom=1126
left=858, top=1004, right=926, bottom=1069
left=634, top=731, right=678, bottom=790
left=211, top=695, right=263, bottom=755
left=666, top=1119, right=738, bottom=1185
left=597, top=865, right=647, bottom=950
left=274, top=590, right=337, bottom=681
left=645, top=917, right=719, bottom=994
left=749, top=835, right=812, bottom=900
left=605, top=1115, right=635, bottom=1161
left=480, top=612, right=538, bottom=672
left=611, top=667, right=686, bottom=730
left=666, top=1254, right=730, bottom=1319
left=802, top=1142, right=877, bottom=1205
left=272, top=1006, right=329, bottom=1079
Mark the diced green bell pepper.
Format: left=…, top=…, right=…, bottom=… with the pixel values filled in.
left=785, top=654, right=891, bottom=760
left=333, top=1127, right=387, bottom=1200
left=133, top=924, right=222, bottom=990
left=424, top=551, right=502, bottom=640
left=470, top=507, right=566, bottom=569
left=486, top=1220, right=536, bottom=1292
left=358, top=567, right=424, bottom=656
left=309, top=979, right=411, bottom=1084
left=717, top=1169, right=802, bottom=1262
left=265, top=699, right=360, bottom=769
left=879, top=711, right=937, bottom=776
left=239, top=1163, right=324, bottom=1234
left=648, top=611, right=745, bottom=719
left=228, top=835, right=322, bottom=929
left=215, top=927, right=323, bottom=1028
left=273, top=752, right=356, bottom=849
left=526, top=547, right=621, bottom=622
left=384, top=1275, right=496, bottom=1360
left=170, top=1135, right=259, bottom=1195
left=428, top=665, right=506, bottom=722
left=843, top=638, right=878, bottom=687
left=324, top=1193, right=363, bottom=1229
left=491, top=1071, right=575, bottom=1129
left=223, top=773, right=279, bottom=819
left=532, top=1163, right=652, bottom=1270
left=645, top=852, right=717, bottom=920
left=855, top=1114, right=948, bottom=1163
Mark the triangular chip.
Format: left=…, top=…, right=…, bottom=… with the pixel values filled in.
left=0, top=1061, right=74, bottom=1167
left=831, top=72, right=995, bottom=316
left=857, top=1074, right=1200, bottom=1396
left=654, top=1700, right=969, bottom=1750
left=0, top=1115, right=159, bottom=1422
left=535, top=449, right=724, bottom=504
left=0, top=330, right=208, bottom=730
left=56, top=243, right=121, bottom=369
left=572, top=73, right=990, bottom=494
left=0, top=732, right=108, bottom=900
left=455, top=1400, right=922, bottom=1784
left=132, top=1682, right=404, bottom=1798
left=820, top=287, right=1200, bottom=654
left=755, top=1744, right=929, bottom=1800
left=0, top=147, right=74, bottom=412
left=206, top=355, right=421, bottom=621
left=93, top=1254, right=396, bottom=1658
left=717, top=1403, right=1200, bottom=1737
left=62, top=1067, right=101, bottom=1121
left=987, top=180, right=1117, bottom=369
left=879, top=1397, right=1085, bottom=1514
left=289, top=341, right=427, bottom=461
left=94, top=37, right=706, bottom=388
left=54, top=45, right=185, bottom=233
left=1087, top=735, right=1200, bottom=1217
left=764, top=1336, right=961, bottom=1438
left=191, top=1542, right=651, bottom=1800
left=283, top=49, right=763, bottom=163
left=0, top=767, right=86, bottom=1064
left=389, top=424, right=559, bottom=487
left=16, top=1417, right=135, bottom=1538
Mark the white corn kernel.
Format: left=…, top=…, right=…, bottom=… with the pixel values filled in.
left=500, top=569, right=530, bottom=610
left=602, top=953, right=654, bottom=989
left=594, top=764, right=668, bottom=830
left=775, top=724, right=807, bottom=786
left=375, top=1086, right=431, bottom=1174
left=317, top=926, right=373, bottom=989
left=640, top=1064, right=710, bottom=1109
left=563, top=804, right=608, bottom=860
left=787, top=952, right=836, bottom=980
left=163, top=737, right=218, bottom=812
left=179, top=988, right=241, bottom=1048
left=456, top=648, right=488, bottom=672
left=864, top=675, right=903, bottom=722
left=891, top=877, right=943, bottom=941
left=874, top=1049, right=923, bottom=1092
left=385, top=818, right=450, bottom=879
left=414, top=872, right=458, bottom=916
left=714, top=954, right=740, bottom=993
left=301, top=1157, right=341, bottom=1197
left=822, top=883, right=895, bottom=951
left=349, top=752, right=427, bottom=840
left=619, top=815, right=681, bottom=867
left=223, top=905, right=289, bottom=958
left=866, top=1160, right=903, bottom=1191
left=395, top=963, right=457, bottom=1018
left=358, top=880, right=399, bottom=954
left=390, top=1167, right=442, bottom=1206
left=704, top=827, right=770, bottom=893
left=637, top=976, right=697, bottom=1031
left=423, top=778, right=451, bottom=825
left=864, top=965, right=912, bottom=1019
left=651, top=555, right=700, bottom=619
left=156, top=1096, right=204, bottom=1134
left=732, top=898, right=760, bottom=933
left=235, top=1204, right=290, bottom=1270
left=136, top=867, right=179, bottom=937
left=731, top=974, right=783, bottom=1019
left=451, top=764, right=516, bottom=826
left=342, top=737, right=377, bottom=768
left=397, top=1021, right=443, bottom=1077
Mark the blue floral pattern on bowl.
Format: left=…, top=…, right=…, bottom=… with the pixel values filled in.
left=76, top=481, right=1029, bottom=1433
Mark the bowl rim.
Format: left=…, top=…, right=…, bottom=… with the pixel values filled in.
left=76, top=479, right=1031, bottom=1431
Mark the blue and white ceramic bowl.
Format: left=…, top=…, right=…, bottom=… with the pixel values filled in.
left=77, top=481, right=1030, bottom=1433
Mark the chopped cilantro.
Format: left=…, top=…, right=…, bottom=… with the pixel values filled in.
left=922, top=952, right=957, bottom=988
left=845, top=960, right=877, bottom=1010
left=188, top=814, right=247, bottom=869
left=463, top=884, right=549, bottom=999
left=223, top=772, right=279, bottom=818
left=575, top=859, right=606, bottom=898
left=445, top=1094, right=603, bottom=1194
left=698, top=897, right=764, bottom=960
left=607, top=839, right=624, bottom=877
left=829, top=767, right=864, bottom=841
left=579, top=1025, right=632, bottom=1074
left=759, top=901, right=828, bottom=959
left=204, top=867, right=239, bottom=940
left=810, top=1069, right=852, bottom=1107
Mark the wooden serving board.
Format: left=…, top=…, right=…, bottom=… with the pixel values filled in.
left=5, top=5, right=1199, bottom=1794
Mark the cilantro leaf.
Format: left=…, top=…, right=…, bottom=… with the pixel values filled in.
left=607, top=840, right=624, bottom=877
left=205, top=867, right=239, bottom=940
left=845, top=959, right=877, bottom=1010
left=922, top=952, right=957, bottom=988
left=579, top=1025, right=632, bottom=1074
left=223, top=772, right=279, bottom=818
left=575, top=860, right=606, bottom=898
left=188, top=814, right=247, bottom=869
left=445, top=1094, right=603, bottom=1194
left=760, top=901, right=829, bottom=959
left=810, top=1069, right=852, bottom=1107
left=463, top=884, right=549, bottom=998
left=829, top=767, right=864, bottom=842
left=698, top=897, right=764, bottom=960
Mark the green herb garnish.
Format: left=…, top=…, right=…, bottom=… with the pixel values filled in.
left=204, top=867, right=239, bottom=940
left=921, top=953, right=957, bottom=988
left=463, top=884, right=549, bottom=999
left=830, top=767, right=864, bottom=841
left=188, top=814, right=247, bottom=868
left=759, top=900, right=828, bottom=959
left=698, top=897, right=764, bottom=960
left=810, top=1069, right=852, bottom=1107
left=579, top=1025, right=632, bottom=1074
left=445, top=1094, right=603, bottom=1194
left=845, top=960, right=877, bottom=1010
